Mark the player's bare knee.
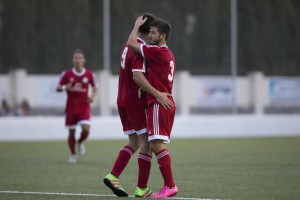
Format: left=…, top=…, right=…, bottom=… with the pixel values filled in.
left=83, top=129, right=89, bottom=134
left=140, top=139, right=150, bottom=149
left=150, top=142, right=159, bottom=153
left=140, top=134, right=149, bottom=146
left=81, top=125, right=90, bottom=133
left=134, top=140, right=141, bottom=151
left=69, top=129, right=76, bottom=135
left=150, top=140, right=166, bottom=154
left=128, top=143, right=140, bottom=152
left=128, top=136, right=141, bottom=151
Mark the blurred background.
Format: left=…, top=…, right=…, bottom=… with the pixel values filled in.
left=1, top=0, right=300, bottom=75
left=0, top=0, right=300, bottom=140
left=1, top=2, right=299, bottom=199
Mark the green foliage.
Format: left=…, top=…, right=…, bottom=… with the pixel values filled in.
left=0, top=0, right=299, bottom=75
left=0, top=138, right=300, bottom=200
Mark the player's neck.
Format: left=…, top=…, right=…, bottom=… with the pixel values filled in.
left=137, top=33, right=148, bottom=44
left=157, top=41, right=167, bottom=47
left=74, top=66, right=84, bottom=73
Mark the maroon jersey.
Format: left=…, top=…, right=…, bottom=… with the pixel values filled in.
left=57, top=68, right=97, bottom=114
left=140, top=44, right=176, bottom=106
left=117, top=38, right=147, bottom=109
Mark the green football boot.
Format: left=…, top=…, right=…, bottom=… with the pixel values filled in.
left=134, top=187, right=153, bottom=198
left=103, top=173, right=128, bottom=197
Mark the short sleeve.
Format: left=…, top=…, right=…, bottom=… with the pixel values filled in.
left=131, top=53, right=145, bottom=73
left=90, top=72, right=98, bottom=88
left=57, top=71, right=67, bottom=86
left=140, top=44, right=162, bottom=60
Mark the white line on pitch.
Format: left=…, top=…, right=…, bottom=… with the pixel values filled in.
left=0, top=190, right=221, bottom=200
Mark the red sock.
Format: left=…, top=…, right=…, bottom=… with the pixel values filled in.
left=156, top=149, right=175, bottom=188
left=137, top=153, right=152, bottom=188
left=78, top=130, right=89, bottom=144
left=111, top=146, right=135, bottom=177
left=68, top=134, right=76, bottom=155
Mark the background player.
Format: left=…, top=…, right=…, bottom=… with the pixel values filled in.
left=128, top=17, right=178, bottom=198
left=103, top=13, right=160, bottom=198
left=56, top=49, right=97, bottom=164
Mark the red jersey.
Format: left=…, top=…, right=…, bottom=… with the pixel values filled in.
left=140, top=44, right=176, bottom=106
left=57, top=68, right=98, bottom=114
left=117, top=38, right=147, bottom=109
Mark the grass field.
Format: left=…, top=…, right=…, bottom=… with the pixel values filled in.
left=0, top=138, right=300, bottom=200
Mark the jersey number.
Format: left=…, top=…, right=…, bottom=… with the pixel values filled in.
left=121, top=47, right=128, bottom=69
left=168, top=61, right=175, bottom=82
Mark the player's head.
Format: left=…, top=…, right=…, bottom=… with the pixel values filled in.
left=73, top=49, right=85, bottom=68
left=138, top=13, right=156, bottom=34
left=148, top=19, right=171, bottom=45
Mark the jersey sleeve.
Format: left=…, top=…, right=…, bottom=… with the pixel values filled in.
left=131, top=52, right=145, bottom=73
left=57, top=71, right=67, bottom=86
left=90, top=72, right=98, bottom=88
left=140, top=44, right=161, bottom=60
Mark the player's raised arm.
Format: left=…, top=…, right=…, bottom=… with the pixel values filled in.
left=127, top=16, right=147, bottom=54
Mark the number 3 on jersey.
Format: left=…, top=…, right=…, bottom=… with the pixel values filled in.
left=168, top=60, right=175, bottom=82
left=121, top=47, right=128, bottom=69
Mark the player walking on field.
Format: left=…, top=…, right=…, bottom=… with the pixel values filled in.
left=128, top=17, right=178, bottom=198
left=56, top=49, right=97, bottom=164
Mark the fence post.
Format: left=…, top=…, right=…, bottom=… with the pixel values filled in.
left=250, top=71, right=264, bottom=115
left=99, top=70, right=111, bottom=116
left=177, top=71, right=191, bottom=116
left=9, top=69, right=28, bottom=106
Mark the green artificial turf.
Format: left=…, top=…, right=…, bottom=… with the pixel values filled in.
left=0, top=138, right=300, bottom=200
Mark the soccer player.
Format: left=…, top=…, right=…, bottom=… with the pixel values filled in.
left=103, top=13, right=172, bottom=197
left=56, top=49, right=97, bottom=164
left=127, top=17, right=178, bottom=198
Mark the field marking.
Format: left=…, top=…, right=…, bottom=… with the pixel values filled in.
left=0, top=190, right=221, bottom=200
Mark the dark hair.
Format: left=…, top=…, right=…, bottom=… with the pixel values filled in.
left=74, top=49, right=84, bottom=56
left=150, top=19, right=171, bottom=40
left=138, top=13, right=156, bottom=34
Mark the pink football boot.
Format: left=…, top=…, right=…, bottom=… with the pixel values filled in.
left=148, top=185, right=178, bottom=198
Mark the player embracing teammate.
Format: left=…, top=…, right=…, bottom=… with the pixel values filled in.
left=103, top=14, right=178, bottom=198
left=128, top=16, right=178, bottom=198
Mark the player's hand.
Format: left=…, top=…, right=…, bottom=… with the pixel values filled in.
left=135, top=16, right=147, bottom=28
left=56, top=86, right=63, bottom=92
left=65, top=82, right=73, bottom=91
left=87, top=96, right=94, bottom=104
left=156, top=92, right=173, bottom=109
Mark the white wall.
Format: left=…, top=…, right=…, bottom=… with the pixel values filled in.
left=236, top=77, right=252, bottom=107
left=0, top=115, right=300, bottom=141
left=1, top=70, right=300, bottom=141
left=0, top=70, right=300, bottom=115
